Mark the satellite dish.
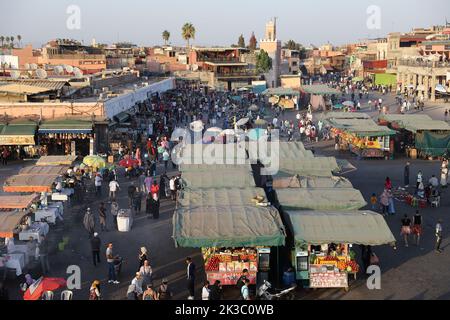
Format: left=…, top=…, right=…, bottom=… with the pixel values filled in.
left=30, top=63, right=38, bottom=70
left=10, top=70, right=21, bottom=79
left=54, top=66, right=64, bottom=75
left=73, top=67, right=83, bottom=78
left=36, top=69, right=48, bottom=79
left=24, top=63, right=30, bottom=70
left=64, top=65, right=74, bottom=73
left=192, top=64, right=199, bottom=71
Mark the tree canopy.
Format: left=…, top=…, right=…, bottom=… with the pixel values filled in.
left=256, top=49, right=272, bottom=73
left=248, top=32, right=257, bottom=51
left=238, top=34, right=245, bottom=48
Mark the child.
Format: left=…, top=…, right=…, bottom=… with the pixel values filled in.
left=370, top=193, right=377, bottom=211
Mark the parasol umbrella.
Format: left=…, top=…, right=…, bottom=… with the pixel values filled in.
left=119, top=158, right=139, bottom=168
left=189, top=120, right=204, bottom=132
left=332, top=104, right=345, bottom=109
left=236, top=118, right=250, bottom=126
left=248, top=128, right=266, bottom=141
left=255, top=118, right=267, bottom=126
left=342, top=101, right=355, bottom=107
left=83, top=155, right=106, bottom=169
left=171, top=127, right=189, bottom=142
left=203, top=127, right=223, bottom=142
left=23, top=277, right=66, bottom=300
left=249, top=104, right=259, bottom=111
left=220, top=129, right=235, bottom=136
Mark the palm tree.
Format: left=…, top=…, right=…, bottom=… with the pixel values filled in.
left=5, top=36, right=10, bottom=48
left=17, top=35, right=22, bottom=48
left=162, top=30, right=170, bottom=46
left=181, top=23, right=196, bottom=50
left=10, top=36, right=15, bottom=48
left=0, top=36, right=4, bottom=48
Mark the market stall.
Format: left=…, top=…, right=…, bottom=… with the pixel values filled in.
left=37, top=119, right=93, bottom=156
left=272, top=175, right=353, bottom=189
left=378, top=114, right=450, bottom=159
left=0, top=121, right=38, bottom=159
left=325, top=117, right=396, bottom=159
left=262, top=88, right=300, bottom=109
left=35, top=155, right=77, bottom=166
left=173, top=205, right=286, bottom=286
left=302, top=85, right=341, bottom=111
left=276, top=188, right=367, bottom=211
left=3, top=174, right=59, bottom=193
left=18, top=165, right=69, bottom=176
left=180, top=170, right=256, bottom=189
left=283, top=210, right=396, bottom=289
left=0, top=194, right=38, bottom=210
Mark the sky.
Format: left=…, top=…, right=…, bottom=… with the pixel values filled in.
left=1, top=0, right=449, bottom=48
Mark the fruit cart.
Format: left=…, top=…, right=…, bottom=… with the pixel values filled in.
left=202, top=247, right=263, bottom=286
left=284, top=210, right=396, bottom=291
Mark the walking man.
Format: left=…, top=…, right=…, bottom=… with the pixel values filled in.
left=99, top=202, right=107, bottom=232
left=91, top=233, right=101, bottom=266
left=109, top=179, right=120, bottom=202
left=186, top=257, right=196, bottom=300
left=38, top=235, right=50, bottom=275
left=83, top=208, right=95, bottom=237
left=404, top=162, right=410, bottom=188
left=435, top=219, right=443, bottom=253
left=106, top=243, right=119, bottom=284
left=94, top=173, right=103, bottom=197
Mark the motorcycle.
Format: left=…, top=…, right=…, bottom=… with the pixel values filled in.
left=256, top=280, right=297, bottom=300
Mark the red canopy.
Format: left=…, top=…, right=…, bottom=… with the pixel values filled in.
left=119, top=158, right=139, bottom=168
left=23, top=277, right=66, bottom=300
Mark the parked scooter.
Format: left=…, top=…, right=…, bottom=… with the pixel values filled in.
left=257, top=280, right=297, bottom=300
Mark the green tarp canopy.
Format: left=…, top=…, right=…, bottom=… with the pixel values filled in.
left=39, top=119, right=93, bottom=134
left=173, top=205, right=286, bottom=248
left=0, top=123, right=36, bottom=136
left=379, top=114, right=450, bottom=133
left=272, top=175, right=353, bottom=189
left=302, top=85, right=341, bottom=95
left=284, top=210, right=396, bottom=246
left=415, top=131, right=450, bottom=157
left=319, top=112, right=371, bottom=121
left=181, top=170, right=256, bottom=189
left=327, top=118, right=396, bottom=137
left=247, top=141, right=313, bottom=163
left=262, top=87, right=300, bottom=96
left=178, top=163, right=252, bottom=173
left=276, top=188, right=367, bottom=211
left=178, top=187, right=267, bottom=209
left=277, top=157, right=340, bottom=177
left=374, top=73, right=397, bottom=86
left=179, top=143, right=248, bottom=164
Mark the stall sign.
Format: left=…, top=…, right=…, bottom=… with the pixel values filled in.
left=0, top=135, right=35, bottom=146
left=309, top=272, right=348, bottom=288
left=206, top=272, right=257, bottom=286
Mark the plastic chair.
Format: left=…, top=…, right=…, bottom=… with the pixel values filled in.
left=42, top=291, right=54, bottom=300
left=61, top=290, right=73, bottom=300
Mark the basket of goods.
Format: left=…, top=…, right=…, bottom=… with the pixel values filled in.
left=206, top=256, right=220, bottom=271
left=345, top=260, right=359, bottom=273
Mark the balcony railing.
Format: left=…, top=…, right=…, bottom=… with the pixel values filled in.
left=398, top=59, right=450, bottom=68
left=216, top=70, right=259, bottom=78
left=198, top=57, right=242, bottom=64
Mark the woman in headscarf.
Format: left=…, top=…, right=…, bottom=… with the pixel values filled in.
left=83, top=208, right=95, bottom=237
left=89, top=280, right=101, bottom=300
left=139, top=260, right=153, bottom=288
left=138, top=247, right=148, bottom=269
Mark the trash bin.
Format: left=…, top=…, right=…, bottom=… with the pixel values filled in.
left=117, top=209, right=133, bottom=232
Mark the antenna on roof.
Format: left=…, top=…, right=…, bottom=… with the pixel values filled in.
left=54, top=65, right=64, bottom=75
left=10, top=70, right=21, bottom=79
left=64, top=65, right=74, bottom=73
left=73, top=67, right=83, bottom=78
left=36, top=69, right=48, bottom=79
